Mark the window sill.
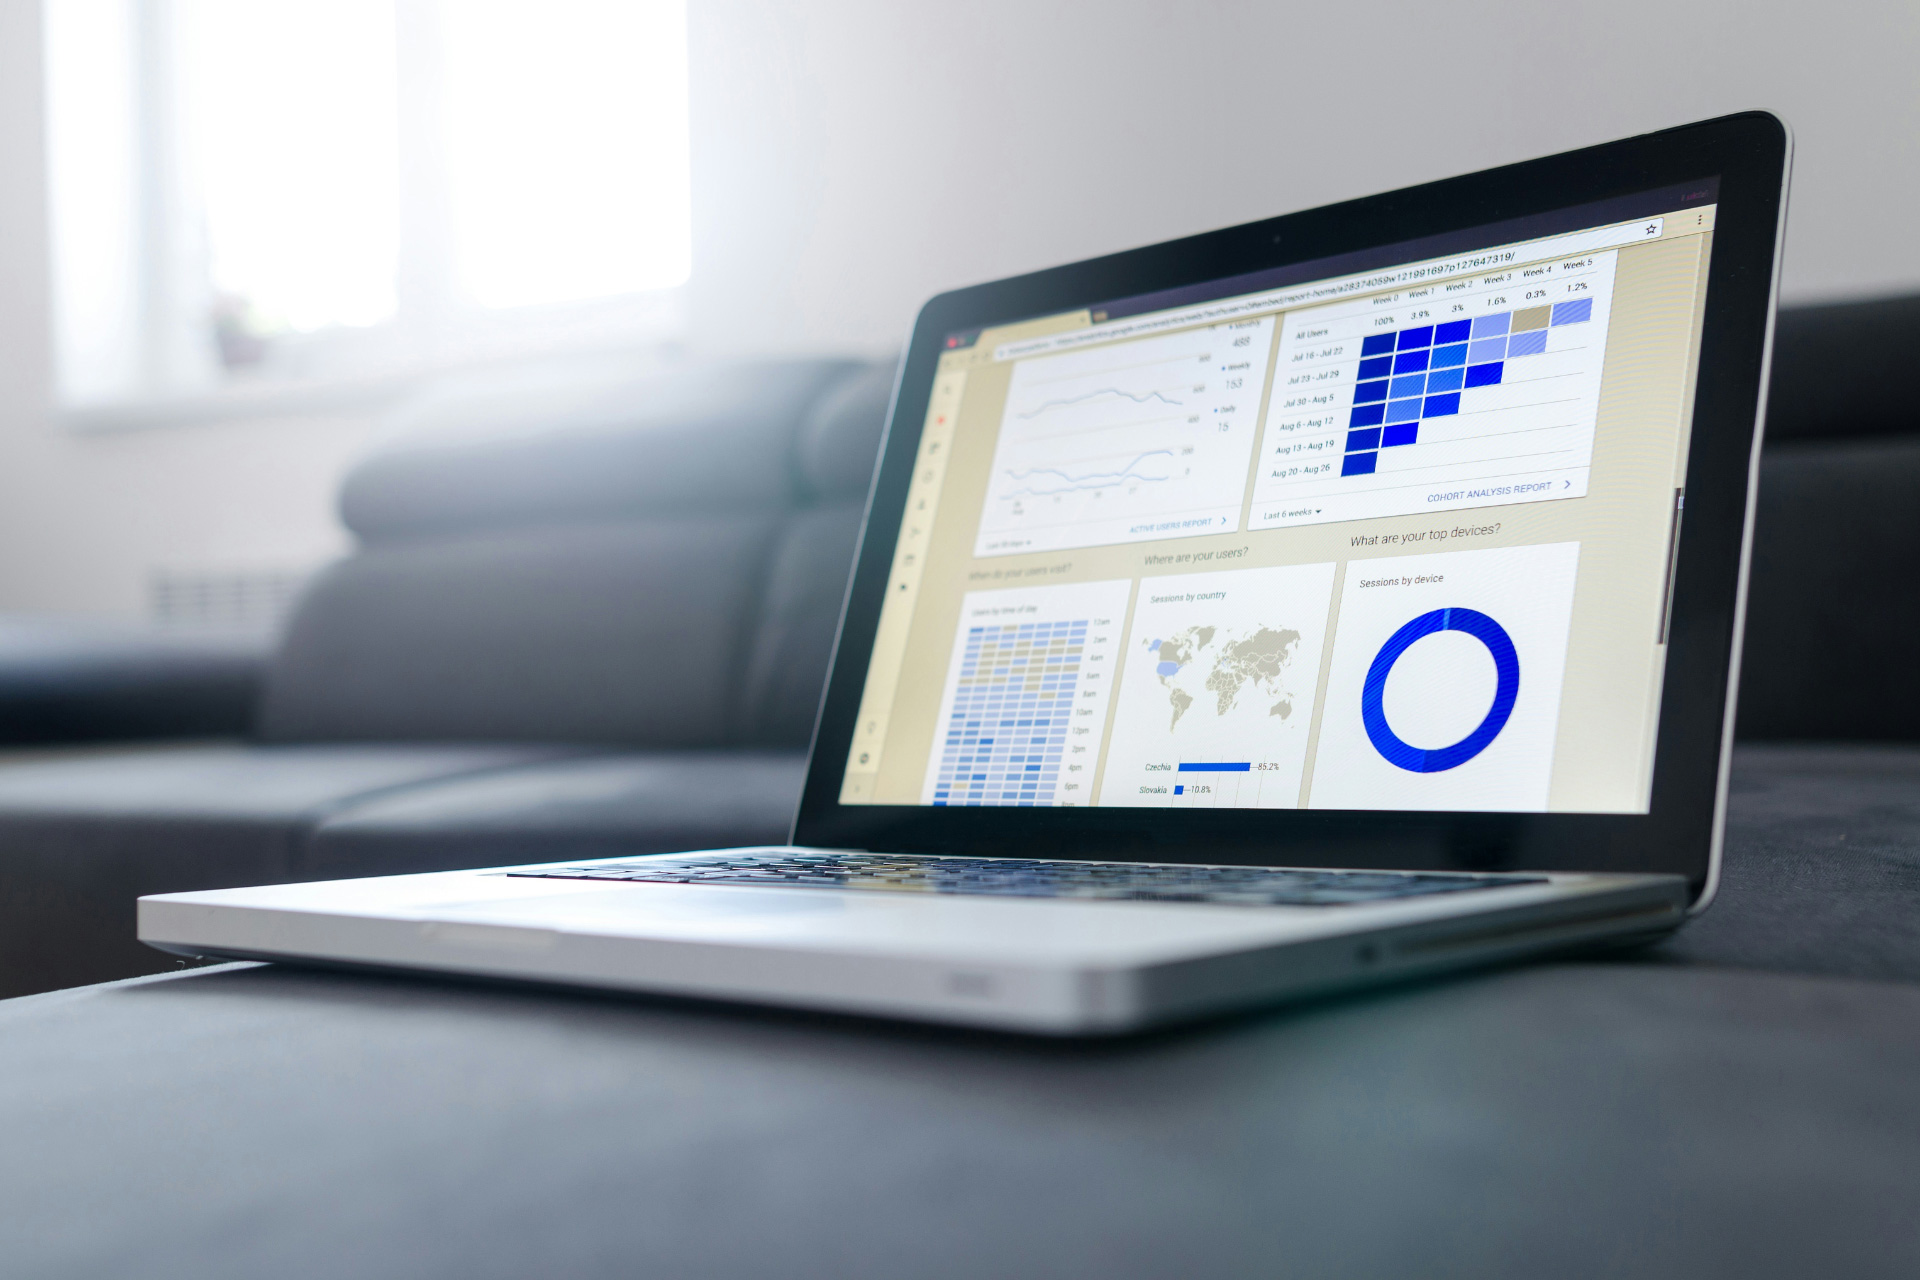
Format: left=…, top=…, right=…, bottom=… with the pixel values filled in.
left=58, top=293, right=687, bottom=434
left=58, top=370, right=425, bottom=434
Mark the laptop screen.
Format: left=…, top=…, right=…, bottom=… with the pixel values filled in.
left=839, top=184, right=1720, bottom=816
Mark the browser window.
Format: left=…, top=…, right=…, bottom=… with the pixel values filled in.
left=841, top=185, right=1719, bottom=815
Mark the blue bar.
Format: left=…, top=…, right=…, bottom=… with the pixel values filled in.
left=1507, top=329, right=1548, bottom=357
left=1357, top=355, right=1394, bottom=380
left=1422, top=391, right=1461, bottom=418
left=1382, top=422, right=1418, bottom=447
left=1353, top=378, right=1389, bottom=404
left=1397, top=325, right=1434, bottom=350
left=1174, top=785, right=1183, bottom=795
left=1388, top=373, right=1426, bottom=400
left=1472, top=312, right=1511, bottom=337
left=1349, top=402, right=1385, bottom=427
left=1429, top=342, right=1467, bottom=369
left=1385, top=397, right=1422, bottom=424
left=1342, top=451, right=1377, bottom=476
left=1360, top=332, right=1397, bottom=356
left=1178, top=762, right=1251, bottom=772
left=1425, top=365, right=1464, bottom=394
left=1392, top=349, right=1430, bottom=374
left=1346, top=427, right=1381, bottom=452
left=1464, top=361, right=1504, bottom=388
left=1435, top=318, right=1472, bottom=344
left=1551, top=297, right=1593, bottom=325
left=1467, top=336, right=1507, bottom=364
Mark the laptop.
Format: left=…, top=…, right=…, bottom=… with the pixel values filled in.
left=140, top=113, right=1790, bottom=1034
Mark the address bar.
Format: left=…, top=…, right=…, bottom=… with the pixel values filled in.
left=994, top=216, right=1665, bottom=362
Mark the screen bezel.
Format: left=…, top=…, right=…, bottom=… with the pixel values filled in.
left=793, top=112, right=1789, bottom=904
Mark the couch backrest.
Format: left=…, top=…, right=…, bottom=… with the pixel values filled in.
left=1738, top=294, right=1920, bottom=740
left=257, top=299, right=1917, bottom=750
left=255, top=358, right=891, bottom=748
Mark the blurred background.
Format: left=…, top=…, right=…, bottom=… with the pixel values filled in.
left=0, top=0, right=1913, bottom=628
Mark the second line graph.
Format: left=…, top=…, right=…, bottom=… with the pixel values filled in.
left=974, top=316, right=1277, bottom=557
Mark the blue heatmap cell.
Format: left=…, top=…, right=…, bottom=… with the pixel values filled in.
left=1551, top=297, right=1593, bottom=325
left=1507, top=329, right=1547, bottom=357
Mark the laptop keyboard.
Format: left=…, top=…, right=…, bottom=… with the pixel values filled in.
left=506, top=852, right=1546, bottom=908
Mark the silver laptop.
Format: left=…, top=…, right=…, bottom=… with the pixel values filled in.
left=141, top=114, right=1790, bottom=1034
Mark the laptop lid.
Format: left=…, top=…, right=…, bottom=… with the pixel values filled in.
left=795, top=113, right=1790, bottom=904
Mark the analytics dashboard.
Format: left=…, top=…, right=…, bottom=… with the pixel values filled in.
left=840, top=189, right=1717, bottom=815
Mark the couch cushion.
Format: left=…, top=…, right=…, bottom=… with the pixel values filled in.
left=1736, top=438, right=1920, bottom=740
left=796, top=360, right=894, bottom=502
left=304, top=751, right=808, bottom=878
left=257, top=517, right=778, bottom=746
left=1766, top=294, right=1920, bottom=444
left=0, top=617, right=265, bottom=744
left=341, top=360, right=859, bottom=543
left=0, top=743, right=572, bottom=998
left=738, top=506, right=864, bottom=746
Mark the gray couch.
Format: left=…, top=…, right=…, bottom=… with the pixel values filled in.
left=3, top=308, right=1920, bottom=1277
left=0, top=357, right=892, bottom=999
left=0, top=292, right=1909, bottom=1005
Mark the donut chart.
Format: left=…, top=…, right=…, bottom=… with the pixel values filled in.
left=1361, top=608, right=1520, bottom=773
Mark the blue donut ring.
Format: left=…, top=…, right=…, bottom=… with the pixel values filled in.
left=1361, top=608, right=1519, bottom=773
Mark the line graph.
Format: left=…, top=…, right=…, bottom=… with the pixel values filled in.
left=975, top=317, right=1276, bottom=557
left=1002, top=449, right=1177, bottom=497
left=1016, top=387, right=1186, bottom=419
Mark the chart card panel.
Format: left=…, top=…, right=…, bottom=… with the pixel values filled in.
left=1250, top=251, right=1617, bottom=530
left=920, top=579, right=1133, bottom=806
left=1098, top=562, right=1337, bottom=808
left=974, top=318, right=1276, bottom=557
left=1309, top=543, right=1580, bottom=812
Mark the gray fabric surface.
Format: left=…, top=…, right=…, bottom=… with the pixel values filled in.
left=304, top=751, right=807, bottom=878
left=1647, top=744, right=1920, bottom=982
left=1737, top=438, right=1920, bottom=740
left=738, top=505, right=864, bottom=746
left=258, top=518, right=778, bottom=745
left=0, top=959, right=1914, bottom=1279
left=0, top=616, right=264, bottom=743
left=0, top=743, right=570, bottom=998
left=340, top=360, right=858, bottom=543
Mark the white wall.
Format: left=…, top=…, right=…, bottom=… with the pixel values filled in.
left=687, top=0, right=1920, bottom=357
left=2, top=0, right=1917, bottom=618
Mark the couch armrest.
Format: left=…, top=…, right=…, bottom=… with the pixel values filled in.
left=0, top=617, right=267, bottom=745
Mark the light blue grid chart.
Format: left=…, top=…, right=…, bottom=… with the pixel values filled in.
left=1341, top=296, right=1595, bottom=476
left=932, top=620, right=1083, bottom=806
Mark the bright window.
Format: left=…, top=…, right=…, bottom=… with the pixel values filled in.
left=43, top=0, right=691, bottom=415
